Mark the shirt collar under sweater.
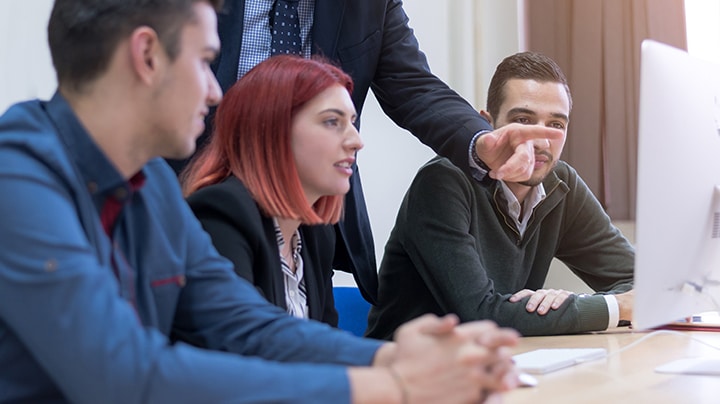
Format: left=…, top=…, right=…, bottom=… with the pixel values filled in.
left=498, top=181, right=546, bottom=237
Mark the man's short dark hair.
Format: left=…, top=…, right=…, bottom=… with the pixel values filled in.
left=486, top=51, right=572, bottom=120
left=48, top=0, right=224, bottom=93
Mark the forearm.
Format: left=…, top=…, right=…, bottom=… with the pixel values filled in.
left=349, top=367, right=404, bottom=404
left=0, top=246, right=354, bottom=402
left=362, top=315, right=519, bottom=403
left=370, top=342, right=398, bottom=367
left=455, top=293, right=610, bottom=336
left=613, top=290, right=635, bottom=322
left=175, top=264, right=383, bottom=364
left=372, top=0, right=490, bottom=172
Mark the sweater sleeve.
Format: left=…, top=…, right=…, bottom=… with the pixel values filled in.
left=552, top=163, right=635, bottom=294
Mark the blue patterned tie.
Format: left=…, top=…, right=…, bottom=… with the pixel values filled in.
left=270, top=0, right=302, bottom=55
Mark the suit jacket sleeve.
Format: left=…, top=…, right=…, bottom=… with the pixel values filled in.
left=215, top=0, right=492, bottom=173
left=334, top=0, right=493, bottom=176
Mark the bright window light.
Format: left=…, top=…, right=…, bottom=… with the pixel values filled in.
left=685, top=0, right=720, bottom=64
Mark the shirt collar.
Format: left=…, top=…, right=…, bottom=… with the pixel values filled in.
left=498, top=180, right=546, bottom=234
left=45, top=91, right=144, bottom=198
left=272, top=217, right=303, bottom=257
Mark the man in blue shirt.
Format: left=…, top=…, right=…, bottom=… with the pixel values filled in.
left=0, top=0, right=520, bottom=402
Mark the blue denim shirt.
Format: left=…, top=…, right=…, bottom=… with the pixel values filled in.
left=0, top=92, right=381, bottom=403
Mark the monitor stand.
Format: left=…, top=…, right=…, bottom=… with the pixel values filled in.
left=654, top=186, right=720, bottom=376
left=670, top=185, right=720, bottom=309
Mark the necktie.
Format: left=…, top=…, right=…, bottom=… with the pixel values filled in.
left=270, top=0, right=302, bottom=55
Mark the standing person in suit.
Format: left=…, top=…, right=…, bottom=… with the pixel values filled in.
left=0, top=0, right=522, bottom=402
left=169, top=0, right=565, bottom=305
left=183, top=55, right=361, bottom=325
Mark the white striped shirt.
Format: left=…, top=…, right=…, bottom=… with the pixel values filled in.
left=272, top=218, right=308, bottom=319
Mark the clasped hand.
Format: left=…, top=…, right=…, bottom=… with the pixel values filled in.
left=509, top=288, right=574, bottom=315
left=387, top=314, right=519, bottom=403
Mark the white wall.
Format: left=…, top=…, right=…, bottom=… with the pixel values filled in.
left=0, top=0, right=56, bottom=115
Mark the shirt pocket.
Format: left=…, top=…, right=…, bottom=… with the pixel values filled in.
left=146, top=274, right=186, bottom=334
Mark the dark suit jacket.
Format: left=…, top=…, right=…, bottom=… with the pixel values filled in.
left=174, top=0, right=494, bottom=304
left=186, top=176, right=338, bottom=326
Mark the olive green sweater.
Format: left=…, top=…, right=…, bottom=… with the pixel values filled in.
left=366, top=157, right=634, bottom=338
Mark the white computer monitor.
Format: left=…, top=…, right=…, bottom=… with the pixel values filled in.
left=633, top=39, right=720, bottom=331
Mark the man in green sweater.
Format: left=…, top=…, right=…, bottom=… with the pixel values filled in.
left=366, top=52, right=634, bottom=338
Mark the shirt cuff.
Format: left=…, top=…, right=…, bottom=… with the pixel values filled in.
left=603, top=294, right=620, bottom=329
left=468, top=131, right=491, bottom=182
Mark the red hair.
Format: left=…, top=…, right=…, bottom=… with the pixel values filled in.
left=181, top=55, right=354, bottom=224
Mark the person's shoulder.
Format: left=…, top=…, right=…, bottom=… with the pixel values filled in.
left=0, top=100, right=72, bottom=176
left=0, top=99, right=60, bottom=146
left=547, top=160, right=594, bottom=198
left=1, top=99, right=49, bottom=125
left=187, top=176, right=253, bottom=206
left=418, top=156, right=465, bottom=175
left=551, top=160, right=583, bottom=183
left=186, top=175, right=262, bottom=221
left=412, top=156, right=473, bottom=187
left=552, top=160, right=573, bottom=174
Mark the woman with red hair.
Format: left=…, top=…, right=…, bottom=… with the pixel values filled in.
left=182, top=55, right=362, bottom=325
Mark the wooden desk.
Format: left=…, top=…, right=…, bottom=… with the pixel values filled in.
left=504, top=330, right=720, bottom=403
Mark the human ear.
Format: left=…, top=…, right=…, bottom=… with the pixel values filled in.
left=129, top=26, right=163, bottom=85
left=479, top=110, right=494, bottom=126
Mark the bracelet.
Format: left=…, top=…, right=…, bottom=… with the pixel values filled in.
left=388, top=366, right=409, bottom=404
left=470, top=132, right=492, bottom=172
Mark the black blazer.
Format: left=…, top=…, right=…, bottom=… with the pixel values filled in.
left=186, top=176, right=338, bottom=326
left=174, top=0, right=494, bottom=305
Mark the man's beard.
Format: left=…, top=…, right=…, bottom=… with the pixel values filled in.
left=518, top=151, right=556, bottom=187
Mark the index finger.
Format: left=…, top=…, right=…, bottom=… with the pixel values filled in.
left=505, top=124, right=563, bottom=146
left=414, top=313, right=460, bottom=337
left=509, top=289, right=534, bottom=302
left=476, top=328, right=520, bottom=350
left=492, top=140, right=534, bottom=181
